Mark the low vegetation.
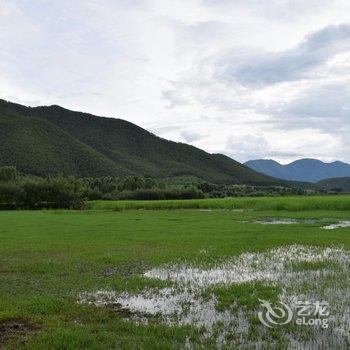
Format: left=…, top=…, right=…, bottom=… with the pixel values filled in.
left=1, top=203, right=350, bottom=348
left=88, top=194, right=350, bottom=211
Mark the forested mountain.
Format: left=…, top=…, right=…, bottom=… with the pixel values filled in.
left=317, top=177, right=350, bottom=190
left=0, top=108, right=124, bottom=177
left=245, top=158, right=350, bottom=183
left=0, top=99, right=284, bottom=184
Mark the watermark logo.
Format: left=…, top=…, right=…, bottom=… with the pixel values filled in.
left=258, top=299, right=329, bottom=329
left=258, top=299, right=293, bottom=328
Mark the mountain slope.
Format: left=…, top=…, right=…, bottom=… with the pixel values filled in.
left=0, top=99, right=287, bottom=184
left=27, top=105, right=276, bottom=183
left=245, top=159, right=290, bottom=180
left=317, top=177, right=350, bottom=190
left=245, top=158, right=350, bottom=183
left=0, top=104, right=130, bottom=177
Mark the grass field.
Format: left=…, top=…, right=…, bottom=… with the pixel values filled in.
left=1, top=196, right=350, bottom=349
left=88, top=194, right=350, bottom=211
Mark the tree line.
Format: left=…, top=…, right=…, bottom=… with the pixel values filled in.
left=0, top=166, right=317, bottom=210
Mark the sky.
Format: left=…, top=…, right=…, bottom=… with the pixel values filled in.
left=1, top=0, right=350, bottom=164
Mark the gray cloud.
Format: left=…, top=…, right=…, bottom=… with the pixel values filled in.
left=202, top=0, right=330, bottom=20
left=2, top=1, right=350, bottom=163
left=177, top=20, right=229, bottom=43
left=272, top=82, right=350, bottom=131
left=216, top=24, right=350, bottom=87
left=224, top=134, right=269, bottom=162
left=286, top=85, right=350, bottom=119
left=162, top=89, right=191, bottom=109
left=180, top=130, right=206, bottom=143
left=224, top=133, right=309, bottom=162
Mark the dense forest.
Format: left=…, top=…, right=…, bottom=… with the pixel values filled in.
left=1, top=99, right=341, bottom=210
left=0, top=99, right=288, bottom=185
left=1, top=166, right=333, bottom=210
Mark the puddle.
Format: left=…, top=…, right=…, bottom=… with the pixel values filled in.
left=144, top=245, right=347, bottom=286
left=197, top=209, right=253, bottom=212
left=78, top=245, right=350, bottom=348
left=247, top=218, right=350, bottom=230
left=79, top=287, right=236, bottom=330
left=254, top=219, right=298, bottom=225
left=252, top=219, right=316, bottom=225
left=323, top=221, right=350, bottom=230
left=279, top=283, right=350, bottom=349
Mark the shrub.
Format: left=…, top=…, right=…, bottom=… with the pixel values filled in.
left=83, top=188, right=104, bottom=200
left=117, top=188, right=205, bottom=200
left=0, top=166, right=19, bottom=182
left=46, top=177, right=84, bottom=209
left=0, top=182, right=21, bottom=209
left=0, top=176, right=84, bottom=209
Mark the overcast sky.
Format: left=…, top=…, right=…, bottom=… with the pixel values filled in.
left=1, top=0, right=350, bottom=164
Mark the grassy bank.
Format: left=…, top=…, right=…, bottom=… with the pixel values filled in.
left=87, top=194, right=350, bottom=211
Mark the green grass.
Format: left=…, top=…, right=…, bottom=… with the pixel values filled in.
left=204, top=282, right=282, bottom=312
left=1, top=200, right=350, bottom=348
left=88, top=194, right=350, bottom=211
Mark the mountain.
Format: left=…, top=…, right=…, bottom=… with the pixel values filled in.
left=0, top=99, right=282, bottom=184
left=0, top=107, right=125, bottom=177
left=245, top=158, right=350, bottom=183
left=317, top=177, right=350, bottom=190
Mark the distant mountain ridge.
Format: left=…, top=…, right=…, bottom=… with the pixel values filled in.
left=245, top=158, right=350, bottom=183
left=0, top=99, right=286, bottom=185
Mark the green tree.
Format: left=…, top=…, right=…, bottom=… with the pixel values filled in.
left=0, top=166, right=19, bottom=182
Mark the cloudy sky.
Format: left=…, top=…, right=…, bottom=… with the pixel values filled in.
left=1, top=0, right=350, bottom=164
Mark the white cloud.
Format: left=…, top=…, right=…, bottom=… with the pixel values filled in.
left=211, top=24, right=350, bottom=88
left=280, top=82, right=350, bottom=123
left=180, top=130, right=206, bottom=143
left=1, top=1, right=350, bottom=163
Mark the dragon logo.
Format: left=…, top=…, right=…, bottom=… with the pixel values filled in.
left=258, top=299, right=293, bottom=328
